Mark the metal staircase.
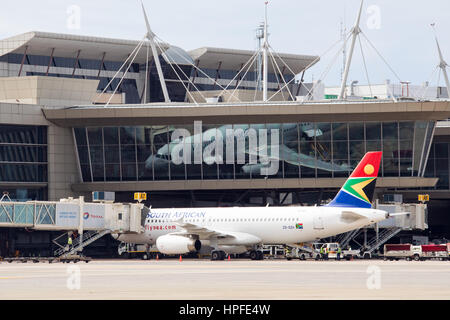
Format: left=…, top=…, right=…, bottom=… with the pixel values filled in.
left=337, top=229, right=363, bottom=249
left=364, top=227, right=402, bottom=254
left=53, top=230, right=111, bottom=257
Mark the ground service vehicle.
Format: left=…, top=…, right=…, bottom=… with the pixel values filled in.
left=118, top=243, right=157, bottom=260
left=285, top=244, right=313, bottom=260
left=383, top=244, right=448, bottom=261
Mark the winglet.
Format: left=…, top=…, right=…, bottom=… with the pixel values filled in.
left=327, top=151, right=382, bottom=208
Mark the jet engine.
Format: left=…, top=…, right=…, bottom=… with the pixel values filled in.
left=156, top=235, right=201, bottom=254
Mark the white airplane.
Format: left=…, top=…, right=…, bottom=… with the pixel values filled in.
left=115, top=151, right=388, bottom=260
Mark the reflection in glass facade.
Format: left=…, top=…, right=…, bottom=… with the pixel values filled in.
left=74, top=121, right=435, bottom=183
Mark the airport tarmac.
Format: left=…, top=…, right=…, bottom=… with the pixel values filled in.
left=0, top=259, right=449, bottom=300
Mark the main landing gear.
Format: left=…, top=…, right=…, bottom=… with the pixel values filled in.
left=211, top=250, right=226, bottom=261
left=249, top=250, right=264, bottom=260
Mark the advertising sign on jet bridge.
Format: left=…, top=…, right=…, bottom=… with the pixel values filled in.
left=56, top=203, right=105, bottom=229
left=82, top=204, right=105, bottom=229
left=55, top=203, right=79, bottom=228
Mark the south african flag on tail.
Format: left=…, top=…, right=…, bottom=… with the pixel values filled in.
left=327, top=152, right=382, bottom=209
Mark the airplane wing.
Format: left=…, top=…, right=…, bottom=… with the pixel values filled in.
left=246, top=144, right=351, bottom=172
left=171, top=219, right=261, bottom=245
left=341, top=211, right=369, bottom=222
left=171, top=219, right=233, bottom=240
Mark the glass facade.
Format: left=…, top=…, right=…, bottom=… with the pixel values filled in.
left=149, top=58, right=193, bottom=102
left=0, top=125, right=47, bottom=183
left=1, top=53, right=142, bottom=104
left=425, top=142, right=450, bottom=190
left=2, top=51, right=299, bottom=104
left=74, top=121, right=435, bottom=183
left=193, top=68, right=297, bottom=93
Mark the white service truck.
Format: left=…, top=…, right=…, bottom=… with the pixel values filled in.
left=118, top=242, right=158, bottom=260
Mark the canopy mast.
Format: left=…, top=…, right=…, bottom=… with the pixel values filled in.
left=263, top=1, right=269, bottom=102
left=338, top=0, right=364, bottom=100
left=141, top=1, right=171, bottom=103
left=432, top=24, right=450, bottom=99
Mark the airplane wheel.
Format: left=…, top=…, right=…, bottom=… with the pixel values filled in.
left=249, top=251, right=258, bottom=260
left=211, top=251, right=222, bottom=261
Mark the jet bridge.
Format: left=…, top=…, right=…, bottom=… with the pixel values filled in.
left=0, top=195, right=145, bottom=256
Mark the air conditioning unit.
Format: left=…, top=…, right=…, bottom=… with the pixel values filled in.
left=383, top=194, right=403, bottom=204
left=92, top=191, right=115, bottom=203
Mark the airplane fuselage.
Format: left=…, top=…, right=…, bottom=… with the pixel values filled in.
left=117, top=206, right=387, bottom=249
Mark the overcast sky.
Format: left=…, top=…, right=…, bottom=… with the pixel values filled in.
left=1, top=0, right=449, bottom=86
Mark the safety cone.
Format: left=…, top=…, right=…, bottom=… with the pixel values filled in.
left=179, top=255, right=183, bottom=262
left=228, top=255, right=231, bottom=261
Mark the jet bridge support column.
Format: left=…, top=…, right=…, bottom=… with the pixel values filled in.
left=78, top=196, right=84, bottom=253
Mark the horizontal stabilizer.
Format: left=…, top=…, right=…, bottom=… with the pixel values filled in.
left=341, top=211, right=368, bottom=221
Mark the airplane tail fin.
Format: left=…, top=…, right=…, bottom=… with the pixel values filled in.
left=327, top=151, right=382, bottom=209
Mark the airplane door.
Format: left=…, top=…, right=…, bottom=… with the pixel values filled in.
left=313, top=216, right=324, bottom=230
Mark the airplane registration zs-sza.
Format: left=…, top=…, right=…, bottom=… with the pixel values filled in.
left=114, top=152, right=388, bottom=260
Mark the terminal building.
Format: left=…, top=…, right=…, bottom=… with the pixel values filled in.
left=1, top=30, right=450, bottom=257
